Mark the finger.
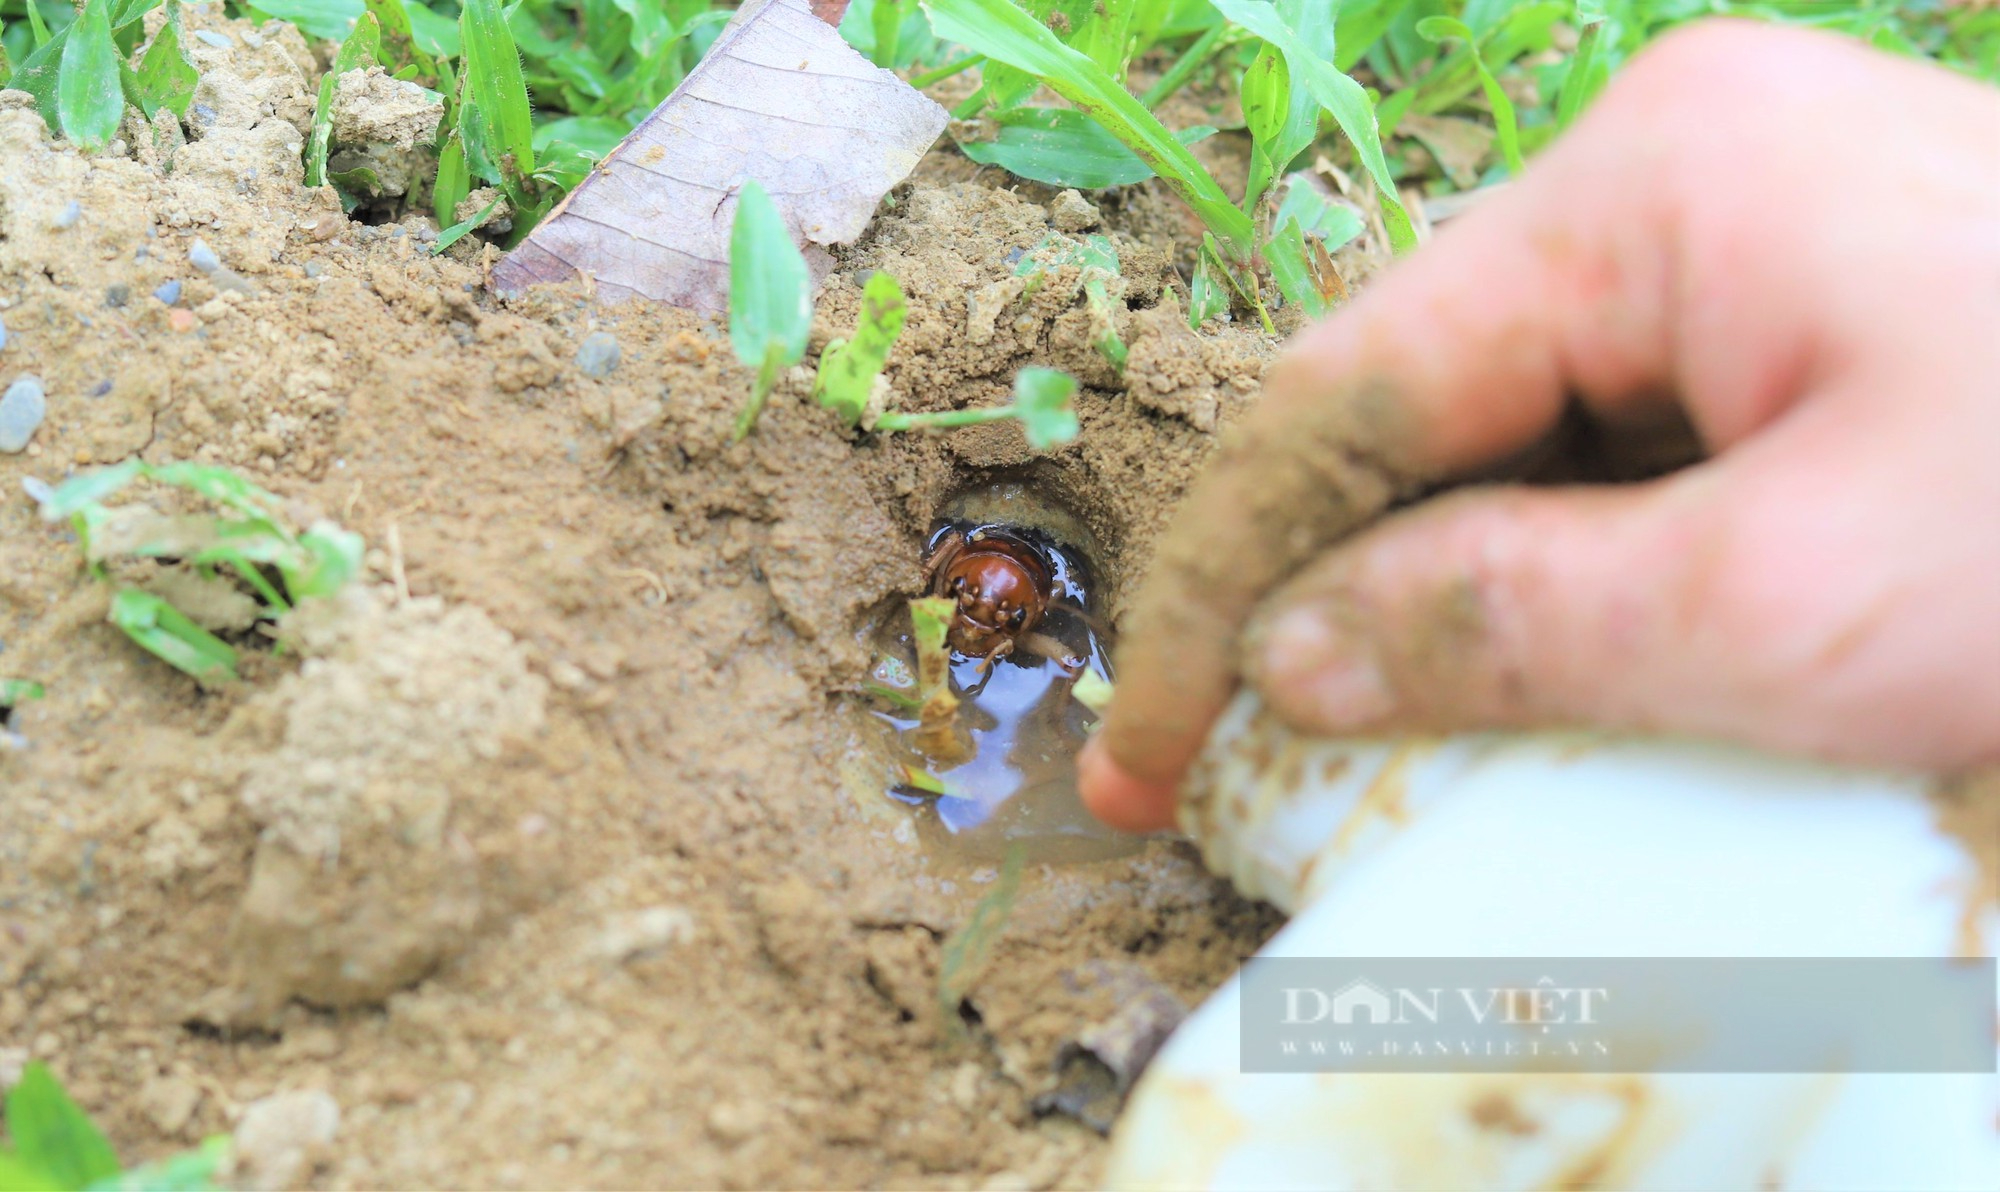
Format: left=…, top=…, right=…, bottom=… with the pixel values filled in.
left=1247, top=480, right=1717, bottom=739
left=1077, top=736, right=1177, bottom=833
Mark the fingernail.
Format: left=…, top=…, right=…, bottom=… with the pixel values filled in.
left=1257, top=605, right=1395, bottom=728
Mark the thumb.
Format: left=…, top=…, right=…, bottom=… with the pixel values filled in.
left=1246, top=477, right=1725, bottom=740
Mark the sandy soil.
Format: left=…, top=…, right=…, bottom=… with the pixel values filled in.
left=0, top=12, right=1309, bottom=1189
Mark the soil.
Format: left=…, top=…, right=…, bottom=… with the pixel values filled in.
left=0, top=12, right=1314, bottom=1190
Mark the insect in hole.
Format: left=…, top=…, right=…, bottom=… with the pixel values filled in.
left=922, top=524, right=1092, bottom=681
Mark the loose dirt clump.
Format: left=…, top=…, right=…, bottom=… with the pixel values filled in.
left=0, top=16, right=1308, bottom=1190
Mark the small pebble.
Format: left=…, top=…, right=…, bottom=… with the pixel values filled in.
left=153, top=279, right=182, bottom=305
left=0, top=376, right=47, bottom=454
left=104, top=284, right=129, bottom=309
left=188, top=238, right=221, bottom=273
left=52, top=201, right=81, bottom=230
left=21, top=476, right=54, bottom=506
left=89, top=380, right=112, bottom=398
left=575, top=332, right=621, bottom=379
left=303, top=262, right=323, bottom=279
left=193, top=30, right=234, bottom=48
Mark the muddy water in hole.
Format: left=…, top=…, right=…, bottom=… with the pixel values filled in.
left=850, top=483, right=1142, bottom=863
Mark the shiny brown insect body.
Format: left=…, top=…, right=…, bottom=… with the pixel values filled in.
left=923, top=525, right=1084, bottom=673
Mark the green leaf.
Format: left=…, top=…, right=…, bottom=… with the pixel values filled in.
left=1267, top=217, right=1329, bottom=319
left=57, top=0, right=123, bottom=151
left=6, top=1063, right=121, bottom=1190
left=1016, top=233, right=1125, bottom=369
left=959, top=106, right=1216, bottom=189
left=432, top=192, right=501, bottom=254
left=459, top=0, right=535, bottom=200
left=364, top=0, right=435, bottom=80
left=1011, top=367, right=1080, bottom=451
left=1416, top=15, right=1525, bottom=176
left=24, top=0, right=53, bottom=48
left=815, top=271, right=908, bottom=426
left=1210, top=0, right=1417, bottom=253
left=143, top=462, right=284, bottom=522
left=108, top=588, right=239, bottom=684
left=922, top=0, right=1255, bottom=263
left=35, top=458, right=144, bottom=520
left=131, top=2, right=196, bottom=120
left=728, top=179, right=813, bottom=440
left=1558, top=16, right=1607, bottom=130
left=0, top=678, right=45, bottom=706
left=85, top=1136, right=231, bottom=1192
left=10, top=28, right=69, bottom=133
left=1187, top=251, right=1228, bottom=329
left=306, top=11, right=381, bottom=188
left=0, top=1152, right=64, bottom=1192
left=1244, top=0, right=1328, bottom=215
left=289, top=523, right=365, bottom=600
left=432, top=131, right=471, bottom=229
left=1273, top=178, right=1365, bottom=249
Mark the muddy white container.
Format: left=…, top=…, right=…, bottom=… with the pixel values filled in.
left=1106, top=693, right=1999, bottom=1190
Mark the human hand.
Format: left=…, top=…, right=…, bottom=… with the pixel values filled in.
left=1081, top=20, right=2000, bottom=832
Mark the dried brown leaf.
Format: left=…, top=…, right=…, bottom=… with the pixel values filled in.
left=490, top=0, right=946, bottom=310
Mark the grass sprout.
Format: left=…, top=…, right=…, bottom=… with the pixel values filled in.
left=32, top=459, right=363, bottom=684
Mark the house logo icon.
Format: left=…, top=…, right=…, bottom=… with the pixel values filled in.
left=1330, top=978, right=1395, bottom=1025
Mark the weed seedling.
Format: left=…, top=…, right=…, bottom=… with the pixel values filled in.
left=729, top=178, right=813, bottom=441
left=1015, top=234, right=1126, bottom=372
left=816, top=271, right=910, bottom=426
left=875, top=367, right=1081, bottom=450
left=33, top=459, right=364, bottom=685
left=1, top=1060, right=228, bottom=1191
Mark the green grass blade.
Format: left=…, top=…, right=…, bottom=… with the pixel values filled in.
left=1557, top=16, right=1607, bottom=130
left=958, top=106, right=1216, bottom=189
left=109, top=588, right=239, bottom=684
left=1011, top=367, right=1079, bottom=450
left=306, top=11, right=381, bottom=188
left=815, top=271, right=908, bottom=426
left=1416, top=15, right=1525, bottom=176
left=459, top=0, right=535, bottom=196
left=1267, top=217, right=1329, bottom=319
left=0, top=1152, right=65, bottom=1192
left=57, top=0, right=123, bottom=151
left=35, top=458, right=143, bottom=520
left=143, top=462, right=285, bottom=522
left=6, top=1063, right=122, bottom=1190
left=9, top=28, right=70, bottom=132
left=1210, top=0, right=1416, bottom=253
left=922, top=0, right=1254, bottom=262
left=23, top=0, right=51, bottom=48
left=132, top=1, right=197, bottom=120
left=432, top=130, right=471, bottom=229
left=432, top=190, right=499, bottom=253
